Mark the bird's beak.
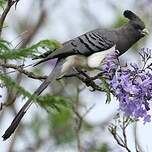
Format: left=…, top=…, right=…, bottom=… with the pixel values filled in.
left=141, top=28, right=149, bottom=35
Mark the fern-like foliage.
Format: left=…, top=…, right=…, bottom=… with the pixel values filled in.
left=0, top=38, right=67, bottom=112
left=37, top=94, right=72, bottom=112
left=0, top=73, right=37, bottom=100
left=0, top=39, right=62, bottom=60
left=0, top=73, right=70, bottom=112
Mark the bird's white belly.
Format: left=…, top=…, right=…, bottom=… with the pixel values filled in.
left=60, top=45, right=116, bottom=77
left=87, top=45, right=115, bottom=68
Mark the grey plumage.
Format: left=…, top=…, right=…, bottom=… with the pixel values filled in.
left=35, top=10, right=147, bottom=66
left=2, top=10, right=148, bottom=140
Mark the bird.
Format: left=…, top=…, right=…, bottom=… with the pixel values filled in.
left=2, top=10, right=149, bottom=140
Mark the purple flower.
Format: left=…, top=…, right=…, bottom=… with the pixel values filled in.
left=102, top=50, right=119, bottom=78
left=144, top=115, right=151, bottom=124
left=102, top=48, right=152, bottom=123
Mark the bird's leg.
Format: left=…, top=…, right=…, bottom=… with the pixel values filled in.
left=57, top=67, right=104, bottom=91
left=56, top=67, right=82, bottom=80
left=90, top=72, right=104, bottom=80
left=75, top=68, right=103, bottom=81
left=56, top=72, right=80, bottom=80
left=74, top=68, right=89, bottom=78
left=73, top=68, right=104, bottom=91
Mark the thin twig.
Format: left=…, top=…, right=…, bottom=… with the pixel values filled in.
left=109, top=117, right=132, bottom=152
left=0, top=62, right=47, bottom=80
left=73, top=87, right=95, bottom=152
left=58, top=68, right=106, bottom=92
left=19, top=10, right=46, bottom=48
left=0, top=0, right=16, bottom=36
left=122, top=117, right=128, bottom=147
left=75, top=74, right=105, bottom=92
left=73, top=88, right=83, bottom=152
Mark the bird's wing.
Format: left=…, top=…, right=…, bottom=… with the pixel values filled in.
left=34, top=29, right=116, bottom=66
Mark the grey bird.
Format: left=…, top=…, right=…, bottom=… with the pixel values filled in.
left=2, top=10, right=149, bottom=140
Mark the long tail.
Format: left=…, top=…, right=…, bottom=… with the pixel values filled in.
left=2, top=59, right=63, bottom=140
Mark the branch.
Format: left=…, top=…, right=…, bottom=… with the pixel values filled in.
left=61, top=69, right=105, bottom=92
left=108, top=117, right=132, bottom=152
left=73, top=88, right=84, bottom=152
left=0, top=62, right=47, bottom=80
left=0, top=0, right=17, bottom=36
left=73, top=88, right=95, bottom=152
left=20, top=10, right=46, bottom=48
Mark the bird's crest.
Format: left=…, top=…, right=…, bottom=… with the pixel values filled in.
left=123, top=10, right=140, bottom=21
left=123, top=10, right=145, bottom=30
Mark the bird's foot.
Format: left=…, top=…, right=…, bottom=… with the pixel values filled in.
left=56, top=72, right=81, bottom=80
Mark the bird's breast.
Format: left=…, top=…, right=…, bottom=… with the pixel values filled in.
left=87, top=45, right=116, bottom=68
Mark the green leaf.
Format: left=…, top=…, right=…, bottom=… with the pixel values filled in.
left=0, top=39, right=62, bottom=60
left=0, top=0, right=6, bottom=7
left=37, top=95, right=74, bottom=144
left=98, top=143, right=109, bottom=152
left=31, top=39, right=62, bottom=50
left=112, top=15, right=128, bottom=28
left=29, top=114, right=45, bottom=139
left=0, top=39, right=36, bottom=59
left=100, top=77, right=111, bottom=103
left=83, top=121, right=93, bottom=131
left=31, top=39, right=63, bottom=59
left=48, top=107, right=75, bottom=144
left=0, top=40, right=11, bottom=51
left=0, top=47, right=36, bottom=59
left=0, top=73, right=37, bottom=100
left=37, top=94, right=71, bottom=112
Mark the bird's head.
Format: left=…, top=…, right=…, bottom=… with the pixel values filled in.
left=123, top=10, right=149, bottom=37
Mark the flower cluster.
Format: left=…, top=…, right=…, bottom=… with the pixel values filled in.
left=102, top=48, right=152, bottom=123
left=101, top=49, right=119, bottom=79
